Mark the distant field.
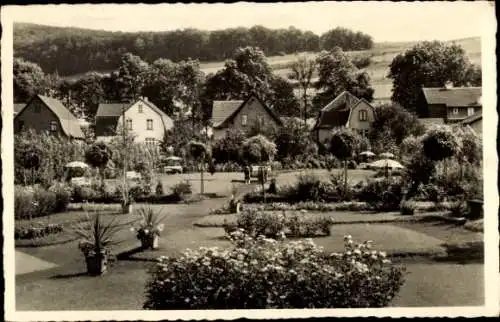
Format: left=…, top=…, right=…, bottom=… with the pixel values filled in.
left=61, top=37, right=481, bottom=101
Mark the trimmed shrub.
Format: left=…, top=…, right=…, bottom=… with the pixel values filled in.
left=144, top=231, right=405, bottom=309
left=72, top=185, right=98, bottom=203
left=48, top=183, right=72, bottom=213
left=359, top=177, right=405, bottom=211
left=235, top=209, right=333, bottom=238
left=400, top=200, right=416, bottom=216
left=171, top=180, right=193, bottom=200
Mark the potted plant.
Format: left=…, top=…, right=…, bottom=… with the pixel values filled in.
left=74, top=212, right=122, bottom=275
left=120, top=185, right=133, bottom=214
left=132, top=205, right=167, bottom=250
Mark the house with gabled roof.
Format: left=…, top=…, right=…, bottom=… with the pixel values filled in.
left=416, top=86, right=482, bottom=124
left=211, top=93, right=283, bottom=140
left=95, top=97, right=174, bottom=145
left=14, top=94, right=85, bottom=140
left=312, top=91, right=376, bottom=144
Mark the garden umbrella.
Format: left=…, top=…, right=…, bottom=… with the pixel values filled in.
left=360, top=151, right=376, bottom=157
left=165, top=156, right=182, bottom=161
left=379, top=152, right=395, bottom=159
left=369, top=159, right=404, bottom=169
left=64, top=161, right=89, bottom=168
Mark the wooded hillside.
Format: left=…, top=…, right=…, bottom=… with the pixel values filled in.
left=14, top=23, right=374, bottom=76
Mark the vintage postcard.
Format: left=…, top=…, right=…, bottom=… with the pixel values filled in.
left=2, top=1, right=498, bottom=320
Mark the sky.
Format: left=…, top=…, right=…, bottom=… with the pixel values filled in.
left=4, top=2, right=495, bottom=42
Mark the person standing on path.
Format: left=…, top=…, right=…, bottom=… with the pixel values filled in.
left=244, top=164, right=251, bottom=184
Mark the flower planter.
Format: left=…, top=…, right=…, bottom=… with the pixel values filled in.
left=140, top=234, right=159, bottom=250
left=466, top=199, right=483, bottom=220
left=85, top=254, right=107, bottom=275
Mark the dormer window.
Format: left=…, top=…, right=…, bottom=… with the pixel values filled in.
left=467, top=107, right=474, bottom=116
left=452, top=108, right=459, bottom=115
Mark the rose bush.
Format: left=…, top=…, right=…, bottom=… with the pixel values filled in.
left=144, top=231, right=405, bottom=309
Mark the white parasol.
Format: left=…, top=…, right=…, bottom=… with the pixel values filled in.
left=379, top=152, right=395, bottom=159
left=64, top=161, right=89, bottom=168
left=369, top=159, right=404, bottom=169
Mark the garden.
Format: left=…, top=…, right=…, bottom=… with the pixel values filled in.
left=14, top=112, right=484, bottom=309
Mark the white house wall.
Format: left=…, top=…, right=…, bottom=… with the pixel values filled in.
left=116, top=101, right=166, bottom=143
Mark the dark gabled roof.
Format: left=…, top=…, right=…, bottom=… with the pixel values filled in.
left=321, top=91, right=360, bottom=113
left=212, top=93, right=283, bottom=129
left=96, top=102, right=131, bottom=117
left=315, top=91, right=369, bottom=129
left=460, top=110, right=482, bottom=125
left=14, top=103, right=26, bottom=114
left=95, top=98, right=174, bottom=135
left=211, top=100, right=244, bottom=128
left=16, top=95, right=84, bottom=139
left=422, top=87, right=482, bottom=107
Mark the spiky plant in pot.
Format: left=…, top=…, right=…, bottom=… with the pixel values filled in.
left=73, top=211, right=122, bottom=275
left=132, top=205, right=167, bottom=250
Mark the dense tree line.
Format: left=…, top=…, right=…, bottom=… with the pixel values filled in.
left=14, top=23, right=373, bottom=75
left=13, top=45, right=373, bottom=127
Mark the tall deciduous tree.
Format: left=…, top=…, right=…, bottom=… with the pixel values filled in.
left=388, top=41, right=482, bottom=112
left=368, top=104, right=425, bottom=155
left=115, top=53, right=150, bottom=101
left=313, top=48, right=374, bottom=114
left=13, top=58, right=48, bottom=102
left=289, top=55, right=317, bottom=124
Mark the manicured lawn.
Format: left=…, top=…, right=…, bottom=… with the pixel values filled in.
left=14, top=169, right=485, bottom=309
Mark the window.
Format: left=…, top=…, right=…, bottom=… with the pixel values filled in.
left=145, top=138, right=155, bottom=145
left=242, top=114, right=248, bottom=126
left=359, top=110, right=368, bottom=121
left=138, top=104, right=143, bottom=113
left=147, top=119, right=153, bottom=130
left=467, top=107, right=475, bottom=116
left=18, top=121, right=24, bottom=131
left=50, top=121, right=57, bottom=132
left=34, top=104, right=41, bottom=113
left=452, top=108, right=459, bottom=115
left=126, top=119, right=132, bottom=131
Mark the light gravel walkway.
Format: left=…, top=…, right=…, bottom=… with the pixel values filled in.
left=15, top=251, right=58, bottom=275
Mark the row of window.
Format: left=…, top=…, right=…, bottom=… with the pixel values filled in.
left=125, top=119, right=154, bottom=130
left=452, top=107, right=475, bottom=116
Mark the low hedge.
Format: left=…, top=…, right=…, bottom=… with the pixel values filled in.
left=225, top=209, right=334, bottom=238
left=15, top=222, right=64, bottom=239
